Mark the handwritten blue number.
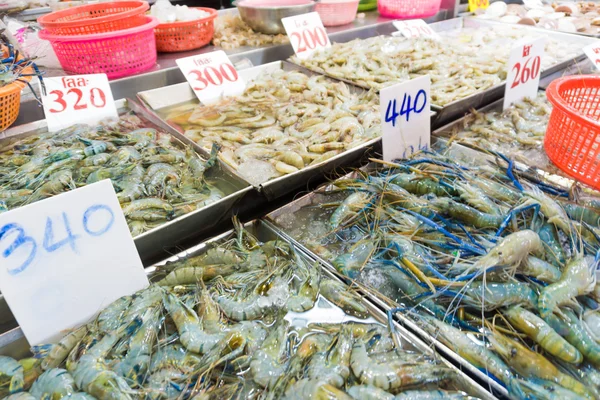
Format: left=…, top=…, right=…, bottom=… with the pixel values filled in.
left=385, top=89, right=427, bottom=125
left=43, top=212, right=80, bottom=253
left=385, top=98, right=399, bottom=127
left=0, top=223, right=37, bottom=275
left=83, top=204, right=114, bottom=236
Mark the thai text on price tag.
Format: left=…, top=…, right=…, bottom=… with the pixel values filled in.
left=282, top=12, right=331, bottom=59
left=40, top=74, right=118, bottom=132
left=0, top=180, right=148, bottom=345
left=177, top=50, right=246, bottom=105
left=468, top=0, right=489, bottom=12
left=381, top=75, right=431, bottom=162
left=503, top=37, right=545, bottom=110
left=393, top=19, right=440, bottom=40
left=583, top=43, right=600, bottom=71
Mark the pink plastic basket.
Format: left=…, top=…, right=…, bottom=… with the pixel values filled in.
left=315, top=0, right=359, bottom=26
left=39, top=16, right=159, bottom=79
left=377, top=0, right=441, bottom=18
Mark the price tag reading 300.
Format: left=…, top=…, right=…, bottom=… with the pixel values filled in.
left=177, top=50, right=246, bottom=105
left=282, top=12, right=331, bottom=60
left=40, top=74, right=118, bottom=133
left=584, top=43, right=600, bottom=71
left=503, top=37, right=545, bottom=110
left=380, top=75, right=431, bottom=162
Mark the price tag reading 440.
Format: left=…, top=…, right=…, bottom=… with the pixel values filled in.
left=40, top=74, right=118, bottom=133
left=381, top=75, right=431, bottom=162
left=177, top=50, right=245, bottom=105
left=0, top=180, right=148, bottom=345
left=583, top=43, right=600, bottom=71
left=282, top=12, right=331, bottom=60
left=393, top=19, right=440, bottom=40
left=503, top=37, right=545, bottom=110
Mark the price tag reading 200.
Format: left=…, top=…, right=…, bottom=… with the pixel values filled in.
left=40, top=74, right=118, bottom=133
left=380, top=75, right=431, bottom=162
left=176, top=50, right=246, bottom=105
left=503, top=37, right=545, bottom=110
left=282, top=12, right=331, bottom=60
left=0, top=180, right=148, bottom=346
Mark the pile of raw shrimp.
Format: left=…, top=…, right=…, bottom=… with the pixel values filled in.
left=0, top=115, right=225, bottom=236
left=1, top=222, right=481, bottom=400
left=164, top=69, right=380, bottom=185
left=293, top=26, right=583, bottom=106
left=271, top=148, right=600, bottom=399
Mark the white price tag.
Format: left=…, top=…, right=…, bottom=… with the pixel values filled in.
left=583, top=43, right=600, bottom=71
left=282, top=12, right=331, bottom=59
left=0, top=180, right=148, bottom=345
left=40, top=74, right=118, bottom=133
left=177, top=50, right=246, bottom=105
left=393, top=19, right=440, bottom=40
left=503, top=37, right=545, bottom=110
left=381, top=75, right=431, bottom=161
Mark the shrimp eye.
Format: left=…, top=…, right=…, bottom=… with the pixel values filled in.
left=510, top=348, right=517, bottom=357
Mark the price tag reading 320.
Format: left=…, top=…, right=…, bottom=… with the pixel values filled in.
left=503, top=37, right=545, bottom=110
left=40, top=74, right=118, bottom=132
left=380, top=75, right=431, bottom=162
left=0, top=180, right=148, bottom=345
left=177, top=50, right=245, bottom=105
left=583, top=43, right=600, bottom=71
left=282, top=12, right=331, bottom=60
left=393, top=19, right=440, bottom=40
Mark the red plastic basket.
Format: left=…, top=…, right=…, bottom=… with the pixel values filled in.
left=38, top=1, right=149, bottom=35
left=39, top=16, right=159, bottom=80
left=377, top=0, right=441, bottom=18
left=545, top=75, right=600, bottom=189
left=154, top=8, right=217, bottom=53
left=315, top=0, right=359, bottom=27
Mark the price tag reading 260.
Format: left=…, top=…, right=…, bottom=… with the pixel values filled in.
left=380, top=75, right=431, bottom=162
left=40, top=74, right=118, bottom=133
left=177, top=51, right=246, bottom=105
left=282, top=12, right=331, bottom=60
left=503, top=37, right=545, bottom=110
left=583, top=43, right=600, bottom=71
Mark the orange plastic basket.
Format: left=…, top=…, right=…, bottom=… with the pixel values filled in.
left=154, top=8, right=217, bottom=53
left=37, top=1, right=149, bottom=35
left=545, top=75, right=600, bottom=189
left=0, top=61, right=32, bottom=131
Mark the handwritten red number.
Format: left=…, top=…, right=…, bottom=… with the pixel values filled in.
left=90, top=87, right=106, bottom=108
left=292, top=27, right=327, bottom=53
left=67, top=88, right=86, bottom=110
left=189, top=63, right=239, bottom=91
left=189, top=70, right=209, bottom=91
left=48, top=90, right=67, bottom=113
left=511, top=56, right=540, bottom=89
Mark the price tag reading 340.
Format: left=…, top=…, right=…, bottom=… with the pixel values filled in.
left=177, top=50, right=246, bottom=105
left=583, top=43, right=600, bottom=71
left=503, top=37, right=545, bottom=110
left=393, top=19, right=440, bottom=40
left=40, top=74, right=118, bottom=132
left=381, top=75, right=431, bottom=162
left=0, top=180, right=148, bottom=345
left=282, top=12, right=331, bottom=59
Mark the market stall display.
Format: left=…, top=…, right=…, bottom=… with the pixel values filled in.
left=0, top=220, right=493, bottom=400
left=212, top=13, right=290, bottom=49
left=268, top=148, right=600, bottom=399
left=474, top=1, right=600, bottom=36
left=0, top=99, right=250, bottom=259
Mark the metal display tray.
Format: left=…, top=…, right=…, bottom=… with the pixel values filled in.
left=464, top=15, right=600, bottom=39
left=0, top=219, right=496, bottom=400
left=0, top=98, right=252, bottom=264
left=263, top=160, right=510, bottom=398
left=290, top=17, right=595, bottom=128
left=137, top=60, right=435, bottom=201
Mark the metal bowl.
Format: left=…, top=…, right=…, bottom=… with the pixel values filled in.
left=234, top=0, right=317, bottom=35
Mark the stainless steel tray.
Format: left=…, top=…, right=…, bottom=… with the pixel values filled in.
left=263, top=162, right=509, bottom=398
left=290, top=17, right=595, bottom=128
left=464, top=15, right=600, bottom=39
left=0, top=219, right=496, bottom=400
left=0, top=98, right=253, bottom=263
left=137, top=60, right=416, bottom=201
